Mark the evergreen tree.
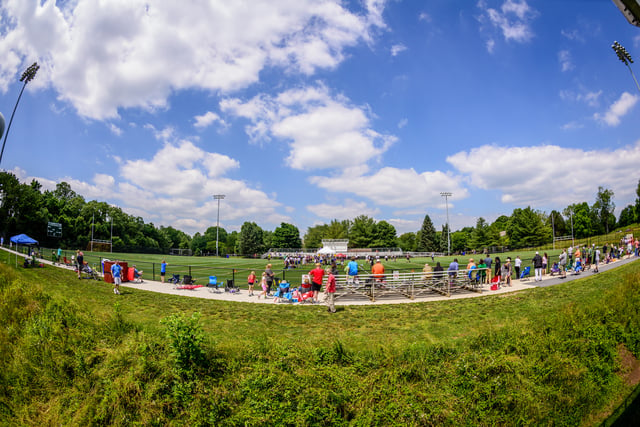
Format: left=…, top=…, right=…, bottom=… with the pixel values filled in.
left=440, top=223, right=450, bottom=254
left=507, top=207, right=549, bottom=248
left=417, top=214, right=437, bottom=251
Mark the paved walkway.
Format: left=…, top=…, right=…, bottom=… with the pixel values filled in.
left=5, top=247, right=638, bottom=306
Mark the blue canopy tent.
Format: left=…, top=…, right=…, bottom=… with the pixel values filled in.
left=10, top=234, right=39, bottom=267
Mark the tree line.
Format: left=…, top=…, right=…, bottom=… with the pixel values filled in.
left=0, top=170, right=635, bottom=255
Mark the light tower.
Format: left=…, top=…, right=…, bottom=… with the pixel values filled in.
left=213, top=194, right=225, bottom=256
left=612, top=41, right=640, bottom=93
left=440, top=192, right=452, bottom=255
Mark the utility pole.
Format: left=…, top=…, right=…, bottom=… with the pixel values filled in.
left=213, top=194, right=225, bottom=257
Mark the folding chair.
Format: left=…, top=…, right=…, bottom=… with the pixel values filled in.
left=519, top=266, right=531, bottom=281
left=207, top=276, right=222, bottom=293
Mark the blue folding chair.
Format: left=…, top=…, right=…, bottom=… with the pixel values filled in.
left=207, top=276, right=221, bottom=293
left=519, top=266, right=531, bottom=281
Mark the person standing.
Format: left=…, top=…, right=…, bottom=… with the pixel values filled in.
left=56, top=247, right=62, bottom=264
left=347, top=257, right=359, bottom=284
left=502, top=257, right=512, bottom=287
left=247, top=271, right=257, bottom=296
left=559, top=250, right=567, bottom=278
left=484, top=254, right=493, bottom=282
left=594, top=247, right=600, bottom=273
left=494, top=257, right=501, bottom=282
left=76, top=250, right=84, bottom=279
left=325, top=267, right=336, bottom=313
left=160, top=259, right=168, bottom=283
left=514, top=256, right=522, bottom=280
left=264, top=263, right=275, bottom=295
left=111, top=260, right=122, bottom=295
left=532, top=252, right=543, bottom=282
left=542, top=253, right=548, bottom=275
left=309, top=263, right=325, bottom=303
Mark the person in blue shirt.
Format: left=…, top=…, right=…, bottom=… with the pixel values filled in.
left=347, top=257, right=359, bottom=284
left=111, top=261, right=122, bottom=295
left=160, top=259, right=168, bottom=283
left=448, top=258, right=459, bottom=283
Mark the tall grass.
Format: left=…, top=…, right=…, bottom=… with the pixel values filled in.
left=1, top=250, right=640, bottom=425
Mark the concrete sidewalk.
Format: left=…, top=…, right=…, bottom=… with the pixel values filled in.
left=4, top=247, right=638, bottom=306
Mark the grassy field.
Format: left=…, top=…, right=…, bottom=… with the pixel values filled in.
left=1, top=248, right=640, bottom=425
left=49, top=248, right=568, bottom=288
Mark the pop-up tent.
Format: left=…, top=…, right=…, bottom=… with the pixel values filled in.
left=10, top=234, right=39, bottom=266
left=317, top=246, right=335, bottom=255
left=10, top=234, right=39, bottom=245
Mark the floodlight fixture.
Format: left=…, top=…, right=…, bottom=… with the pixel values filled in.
left=0, top=62, right=40, bottom=166
left=612, top=41, right=640, bottom=92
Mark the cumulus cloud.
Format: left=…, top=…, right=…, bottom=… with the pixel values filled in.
left=221, top=84, right=396, bottom=170
left=558, top=50, right=573, bottom=72
left=194, top=111, right=226, bottom=130
left=477, top=0, right=537, bottom=51
left=391, top=44, right=407, bottom=56
left=309, top=166, right=469, bottom=208
left=559, top=89, right=602, bottom=107
left=447, top=142, right=640, bottom=209
left=306, top=199, right=380, bottom=220
left=594, top=92, right=639, bottom=127
left=0, top=0, right=388, bottom=120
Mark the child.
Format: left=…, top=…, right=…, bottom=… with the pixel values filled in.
left=257, top=272, right=268, bottom=299
left=325, top=267, right=336, bottom=313
left=247, top=271, right=256, bottom=296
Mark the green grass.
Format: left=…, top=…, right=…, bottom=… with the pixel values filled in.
left=1, top=249, right=640, bottom=425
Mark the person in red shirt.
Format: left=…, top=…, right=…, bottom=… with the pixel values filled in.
left=371, top=259, right=385, bottom=281
left=247, top=271, right=256, bottom=297
left=325, top=267, right=336, bottom=313
left=309, top=263, right=325, bottom=303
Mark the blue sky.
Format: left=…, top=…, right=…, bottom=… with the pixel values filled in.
left=0, top=0, right=639, bottom=237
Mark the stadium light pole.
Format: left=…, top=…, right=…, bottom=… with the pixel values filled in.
left=213, top=194, right=225, bottom=257
left=612, top=41, right=640, bottom=93
left=440, top=192, right=452, bottom=255
left=0, top=62, right=40, bottom=167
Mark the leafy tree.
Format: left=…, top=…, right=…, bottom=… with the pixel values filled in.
left=326, top=219, right=350, bottom=239
left=373, top=220, right=397, bottom=247
left=563, top=203, right=592, bottom=239
left=636, top=179, right=640, bottom=223
left=417, top=214, right=437, bottom=251
left=237, top=222, right=264, bottom=256
left=303, top=224, right=327, bottom=250
left=507, top=207, right=549, bottom=248
left=397, top=232, right=416, bottom=251
left=592, top=187, right=615, bottom=234
left=487, top=215, right=510, bottom=248
left=349, top=215, right=376, bottom=248
left=272, top=223, right=302, bottom=249
left=618, top=205, right=635, bottom=228
left=451, top=227, right=473, bottom=253
left=262, top=230, right=273, bottom=251
left=226, top=231, right=239, bottom=254
left=204, top=226, right=227, bottom=245
left=190, top=233, right=208, bottom=254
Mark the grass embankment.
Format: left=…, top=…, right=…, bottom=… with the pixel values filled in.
left=1, top=250, right=640, bottom=425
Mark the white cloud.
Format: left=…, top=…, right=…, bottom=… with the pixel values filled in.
left=559, top=89, right=602, bottom=107
left=398, top=118, right=408, bottom=129
left=108, top=123, right=123, bottom=136
left=477, top=0, right=537, bottom=51
left=194, top=111, right=226, bottom=130
left=0, top=0, right=388, bottom=120
left=306, top=199, right=380, bottom=220
left=309, top=166, right=469, bottom=208
left=594, top=92, right=639, bottom=127
left=558, top=50, right=573, bottom=72
left=221, top=84, right=396, bottom=170
left=419, top=12, right=432, bottom=23
left=560, top=121, right=583, bottom=131
left=391, top=44, right=407, bottom=56
left=447, top=142, right=640, bottom=209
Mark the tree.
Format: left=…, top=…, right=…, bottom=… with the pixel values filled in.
left=349, top=215, right=376, bottom=248
left=636, top=179, right=640, bottom=224
left=373, top=220, right=397, bottom=247
left=272, top=222, right=302, bottom=249
left=469, top=217, right=489, bottom=250
left=303, top=224, right=327, bottom=250
left=618, top=205, right=635, bottom=228
left=237, top=222, right=264, bottom=256
left=397, top=232, right=416, bottom=252
left=507, top=207, right=549, bottom=249
left=548, top=210, right=567, bottom=238
left=563, top=203, right=592, bottom=239
left=417, top=214, right=437, bottom=252
left=439, top=223, right=450, bottom=254
left=487, top=215, right=510, bottom=248
left=452, top=227, right=473, bottom=253
left=592, top=187, right=615, bottom=234
left=326, top=219, right=350, bottom=239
